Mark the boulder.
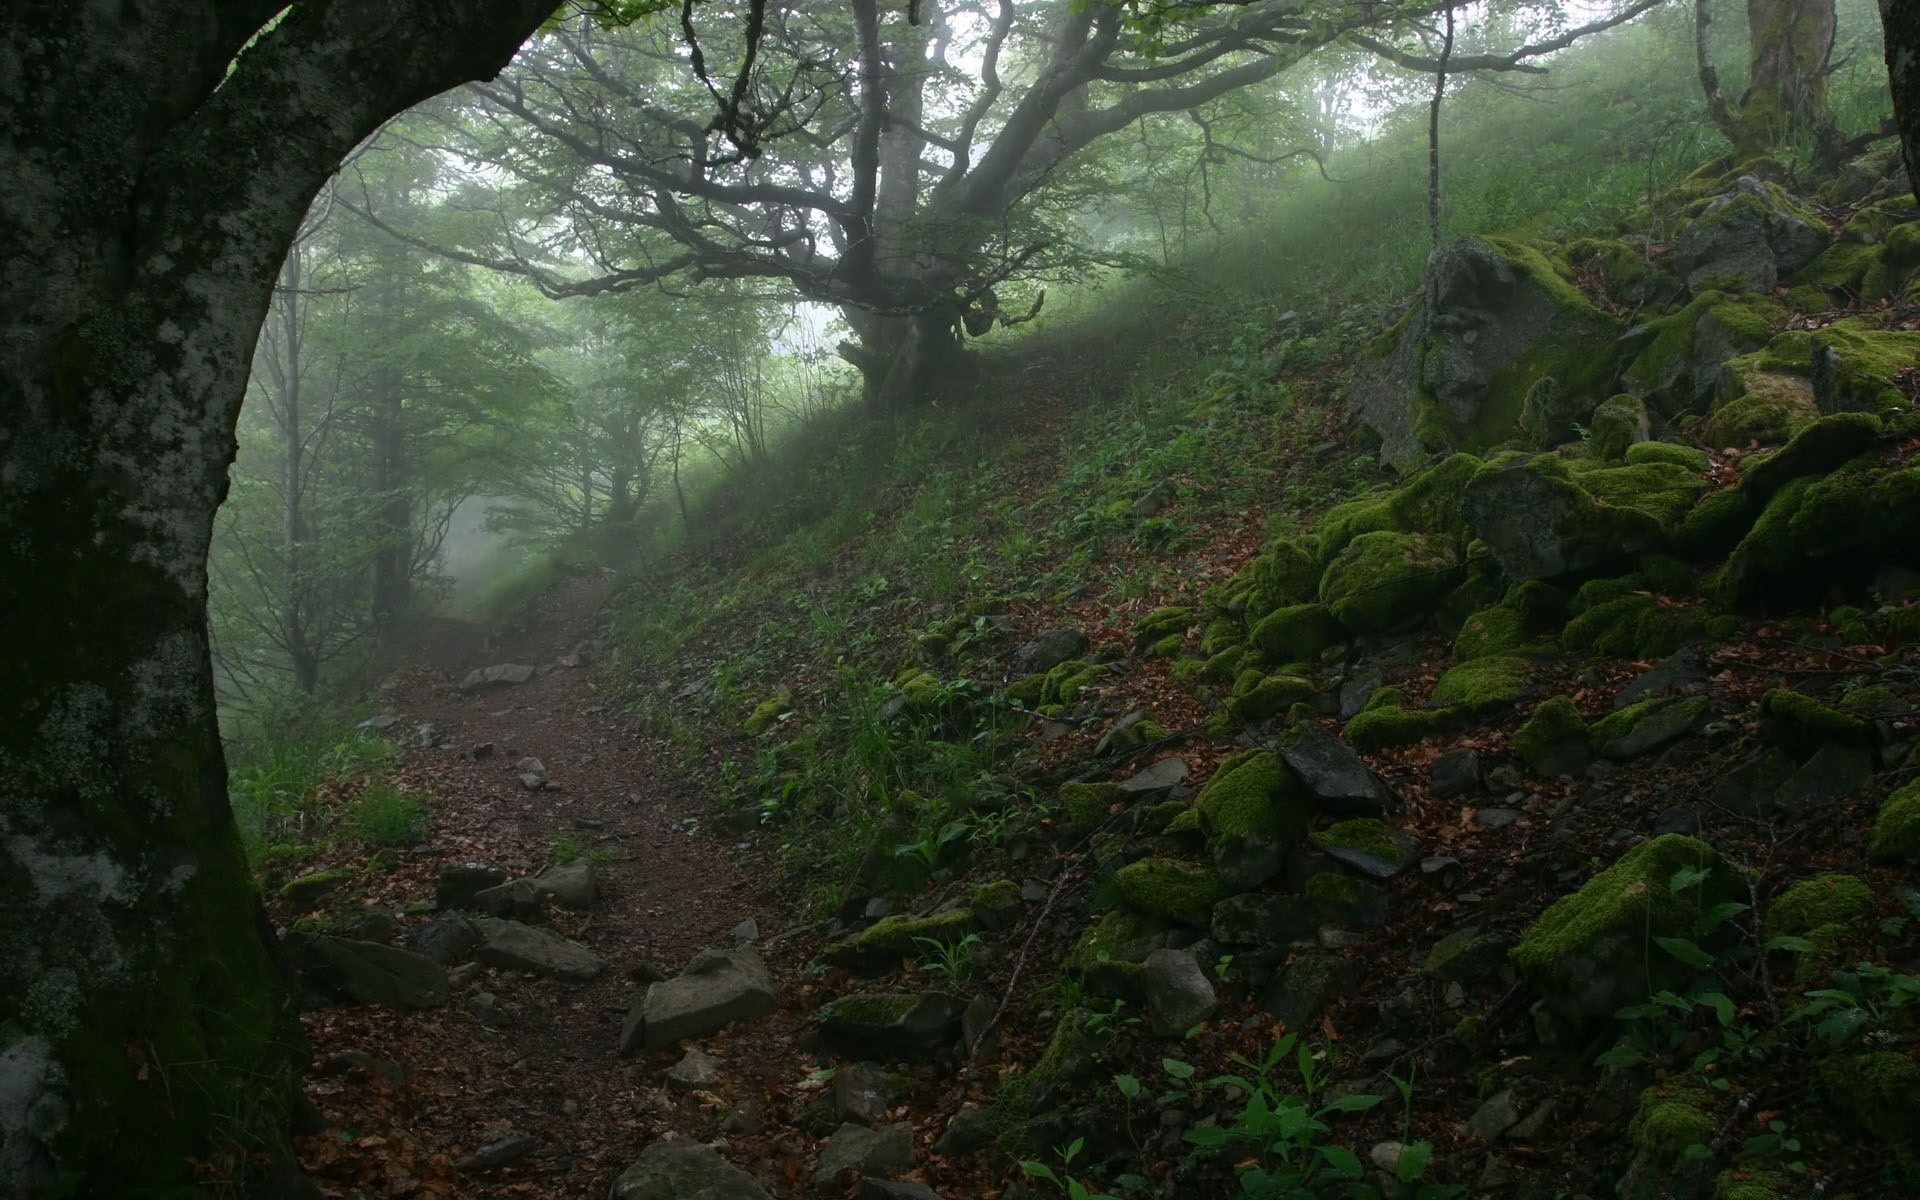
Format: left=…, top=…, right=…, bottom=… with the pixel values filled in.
left=1116, top=757, right=1189, bottom=795
left=1461, top=457, right=1664, bottom=583
left=1016, top=628, right=1088, bottom=672
left=435, top=863, right=506, bottom=912
left=535, top=860, right=598, bottom=910
left=459, top=663, right=535, bottom=692
left=1192, top=750, right=1310, bottom=890
left=664, top=1049, right=725, bottom=1089
left=628, top=946, right=778, bottom=1050
left=832, top=1061, right=892, bottom=1127
left=1310, top=818, right=1418, bottom=879
left=1211, top=894, right=1316, bottom=947
left=1259, top=953, right=1354, bottom=1027
left=473, top=878, right=543, bottom=921
left=407, top=912, right=483, bottom=966
left=473, top=917, right=603, bottom=981
left=1672, top=176, right=1828, bottom=293
left=814, top=1123, right=915, bottom=1186
left=608, top=1140, right=771, bottom=1200
left=306, top=937, right=448, bottom=1009
left=1277, top=721, right=1394, bottom=814
left=1318, top=531, right=1462, bottom=635
left=1141, top=948, right=1218, bottom=1036
left=816, top=992, right=960, bottom=1063
left=280, top=868, right=353, bottom=910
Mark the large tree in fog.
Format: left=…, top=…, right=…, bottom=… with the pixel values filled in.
left=423, top=0, right=1662, bottom=412
left=1888, top=0, right=1920, bottom=196
left=0, top=4, right=552, bottom=1194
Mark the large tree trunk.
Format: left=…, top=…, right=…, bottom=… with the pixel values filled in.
left=1739, top=0, right=1837, bottom=152
left=1886, top=0, right=1920, bottom=202
left=839, top=308, right=976, bottom=413
left=0, top=5, right=549, bottom=1196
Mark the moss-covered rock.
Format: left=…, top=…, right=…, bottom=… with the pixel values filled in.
left=1818, top=1051, right=1920, bottom=1141
left=1715, top=466, right=1919, bottom=607
left=280, top=868, right=354, bottom=910
left=1310, top=818, right=1415, bottom=878
left=1627, top=441, right=1712, bottom=472
left=1587, top=394, right=1651, bottom=460
left=1511, top=696, right=1590, bottom=775
left=1767, top=873, right=1873, bottom=936
left=1304, top=870, right=1389, bottom=925
left=1064, top=909, right=1169, bottom=999
left=1461, top=455, right=1666, bottom=582
left=1344, top=703, right=1446, bottom=752
left=1220, top=673, right=1317, bottom=725
left=1240, top=537, right=1324, bottom=620
left=1737, top=411, right=1882, bottom=500
left=1868, top=778, right=1920, bottom=863
left=1431, top=656, right=1531, bottom=713
left=897, top=669, right=942, bottom=709
left=1193, top=750, right=1309, bottom=888
left=1452, top=604, right=1532, bottom=661
left=1569, top=460, right=1710, bottom=527
left=1675, top=487, right=1757, bottom=561
left=1133, top=606, right=1195, bottom=653
left=1627, top=1081, right=1717, bottom=1163
left=1318, top=531, right=1463, bottom=635
left=1703, top=365, right=1819, bottom=447
left=1589, top=696, right=1711, bottom=759
left=1248, top=603, right=1347, bottom=663
left=824, top=910, right=976, bottom=970
left=1757, top=688, right=1869, bottom=758
left=1563, top=594, right=1707, bottom=660
left=743, top=688, right=794, bottom=733
left=1058, top=783, right=1123, bottom=835
left=1512, top=835, right=1747, bottom=1021
left=1113, top=859, right=1231, bottom=925
left=1623, top=290, right=1786, bottom=410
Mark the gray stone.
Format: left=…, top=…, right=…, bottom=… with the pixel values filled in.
left=435, top=864, right=506, bottom=912
left=1117, top=757, right=1189, bottom=795
left=817, top=992, right=960, bottom=1063
left=473, top=878, right=543, bottom=920
left=608, top=1140, right=771, bottom=1200
left=1308, top=875, right=1389, bottom=926
left=1467, top=1089, right=1521, bottom=1141
left=356, top=714, right=399, bottom=732
left=634, top=946, right=778, bottom=1049
left=960, top=992, right=998, bottom=1059
left=309, top=937, right=448, bottom=1009
left=665, top=1048, right=725, bottom=1089
left=1278, top=721, right=1393, bottom=813
left=1673, top=175, right=1828, bottom=294
left=1211, top=893, right=1315, bottom=947
left=281, top=870, right=351, bottom=909
left=408, top=912, right=483, bottom=966
left=535, top=861, right=597, bottom=910
left=1595, top=698, right=1707, bottom=760
left=1461, top=458, right=1660, bottom=583
left=814, top=1123, right=914, bottom=1185
left=413, top=723, right=440, bottom=748
left=1429, top=748, right=1481, bottom=799
left=833, top=1061, right=892, bottom=1126
left=1613, top=650, right=1708, bottom=709
left=1710, top=748, right=1797, bottom=816
left=722, top=1098, right=765, bottom=1135
left=1475, top=808, right=1525, bottom=829
left=1319, top=827, right=1419, bottom=880
left=516, top=756, right=549, bottom=790
left=1338, top=670, right=1384, bottom=720
left=1506, top=1098, right=1558, bottom=1141
left=1774, top=743, right=1873, bottom=815
left=1422, top=927, right=1510, bottom=983
left=1016, top=629, right=1087, bottom=672
left=933, top=1106, right=995, bottom=1157
left=1142, top=949, right=1218, bottom=1037
left=447, top=961, right=482, bottom=989
left=460, top=663, right=535, bottom=692
left=731, top=916, right=760, bottom=943
left=336, top=906, right=401, bottom=944
left=468, top=991, right=508, bottom=1029
left=454, top=1130, right=536, bottom=1172
left=473, top=917, right=603, bottom=981
left=1259, top=953, right=1354, bottom=1027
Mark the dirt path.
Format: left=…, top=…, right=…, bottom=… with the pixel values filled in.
left=294, top=572, right=832, bottom=1199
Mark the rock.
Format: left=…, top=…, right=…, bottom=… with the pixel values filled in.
left=356, top=714, right=399, bottom=732
left=1475, top=807, right=1525, bottom=828
left=722, top=1098, right=765, bottom=1135
left=1016, top=628, right=1088, bottom=672
left=320, top=1050, right=409, bottom=1085
left=408, top=912, right=483, bottom=966
left=1193, top=750, right=1308, bottom=891
left=1592, top=696, right=1709, bottom=760
left=473, top=917, right=604, bottom=981
left=833, top=1061, right=892, bottom=1126
left=335, top=906, right=400, bottom=944
left=473, top=878, right=543, bottom=921
left=631, top=946, right=778, bottom=1050
left=535, top=861, right=597, bottom=910
left=1672, top=175, right=1828, bottom=293
left=470, top=742, right=495, bottom=760
left=1141, top=948, right=1218, bottom=1036
left=1211, top=894, right=1315, bottom=947
left=934, top=1106, right=996, bottom=1157
left=1259, top=953, right=1354, bottom=1027
left=1507, top=1098, right=1558, bottom=1141
left=460, top=663, right=535, bottom=692
left=306, top=937, right=449, bottom=1009
left=731, top=916, right=760, bottom=943
left=1461, top=457, right=1662, bottom=583
left=413, top=723, right=440, bottom=748
left=468, top=991, right=508, bottom=1029
left=280, top=868, right=352, bottom=910
left=817, top=991, right=960, bottom=1063
left=665, top=1048, right=725, bottom=1089
left=860, top=1180, right=945, bottom=1200
left=516, top=756, right=549, bottom=791
left=436, top=863, right=507, bottom=912
left=814, top=1123, right=915, bottom=1185
left=608, top=1139, right=771, bottom=1200
left=454, top=1130, right=537, bottom=1172
left=1774, top=742, right=1873, bottom=816
left=960, top=991, right=999, bottom=1059
left=1422, top=927, right=1511, bottom=983
left=1318, top=532, right=1463, bottom=636
left=1117, top=757, right=1189, bottom=795
left=1467, top=1090, right=1521, bottom=1141
left=448, top=961, right=482, bottom=989
left=1429, top=748, right=1481, bottom=799
left=1613, top=649, right=1708, bottom=709
left=1311, top=818, right=1418, bottom=879
left=1277, top=721, right=1394, bottom=814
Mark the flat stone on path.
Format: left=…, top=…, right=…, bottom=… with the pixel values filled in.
left=460, top=663, right=535, bottom=692
left=473, top=917, right=604, bottom=981
left=609, top=1140, right=771, bottom=1200
left=436, top=863, right=506, bottom=911
left=535, top=861, right=597, bottom=910
left=310, top=937, right=448, bottom=1009
left=628, top=946, right=778, bottom=1050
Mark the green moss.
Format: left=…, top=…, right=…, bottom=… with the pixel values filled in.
left=1768, top=873, right=1873, bottom=936
left=1029, top=1011, right=1099, bottom=1094
left=1431, top=656, right=1530, bottom=713
left=279, top=867, right=353, bottom=908
left=1040, top=660, right=1104, bottom=706
left=1195, top=750, right=1306, bottom=845
left=1587, top=394, right=1650, bottom=460
left=1738, top=412, right=1882, bottom=500
left=1571, top=574, right=1643, bottom=613
left=1628, top=1083, right=1716, bottom=1163
left=1511, top=696, right=1587, bottom=769
left=1344, top=704, right=1446, bottom=751
left=1869, top=779, right=1920, bottom=863
left=1508, top=580, right=1569, bottom=626
left=1315, top=454, right=1481, bottom=557
left=1113, top=858, right=1230, bottom=924
left=1622, top=291, right=1786, bottom=407
left=897, top=669, right=942, bottom=709
left=1248, top=604, right=1346, bottom=664
left=1588, top=696, right=1708, bottom=753
left=1064, top=909, right=1168, bottom=997
left=1452, top=604, right=1530, bottom=661
left=971, top=878, right=1022, bottom=913
left=1134, top=606, right=1194, bottom=649
left=1242, top=538, right=1323, bottom=618
left=1818, top=1051, right=1920, bottom=1141
left=825, top=909, right=976, bottom=965
left=1703, top=360, right=1821, bottom=447
left=1639, top=553, right=1694, bottom=595
left=1570, top=460, right=1709, bottom=527
left=743, top=688, right=793, bottom=733
left=817, top=992, right=920, bottom=1029
left=1059, top=782, right=1122, bottom=834
left=1304, top=871, right=1370, bottom=907
left=1512, top=835, right=1745, bottom=987
left=1839, top=684, right=1902, bottom=716
left=1200, top=619, right=1245, bottom=655
left=1198, top=647, right=1244, bottom=683
left=1310, top=818, right=1412, bottom=870
left=1162, top=806, right=1200, bottom=835
left=1222, top=674, right=1317, bottom=724
left=1562, top=594, right=1706, bottom=660
left=1627, top=442, right=1711, bottom=471
left=1757, top=688, right=1869, bottom=757
left=1318, top=531, right=1463, bottom=635
left=1716, top=467, right=1903, bottom=607
left=1363, top=687, right=1407, bottom=712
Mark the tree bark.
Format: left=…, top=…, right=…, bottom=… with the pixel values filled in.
left=1703, top=0, right=1838, bottom=156
left=1885, top=0, right=1920, bottom=203
left=0, top=4, right=550, bottom=1195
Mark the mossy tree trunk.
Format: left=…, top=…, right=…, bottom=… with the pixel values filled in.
left=1885, top=0, right=1920, bottom=203
left=1697, top=0, right=1836, bottom=157
left=0, top=5, right=550, bottom=1195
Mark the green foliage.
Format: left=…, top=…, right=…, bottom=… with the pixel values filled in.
left=347, top=783, right=431, bottom=849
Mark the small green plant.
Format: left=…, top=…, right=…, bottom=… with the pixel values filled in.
left=1021, top=1137, right=1120, bottom=1200
left=1114, top=1073, right=1142, bottom=1150
left=912, top=932, right=982, bottom=986
left=347, top=783, right=430, bottom=848
left=1790, top=962, right=1920, bottom=1051
left=547, top=828, right=583, bottom=864
left=1740, top=1117, right=1807, bottom=1176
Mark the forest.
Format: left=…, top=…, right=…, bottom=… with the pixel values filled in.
left=3, top=0, right=1920, bottom=1197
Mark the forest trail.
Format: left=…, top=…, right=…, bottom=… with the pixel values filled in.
left=292, top=574, right=839, bottom=1200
